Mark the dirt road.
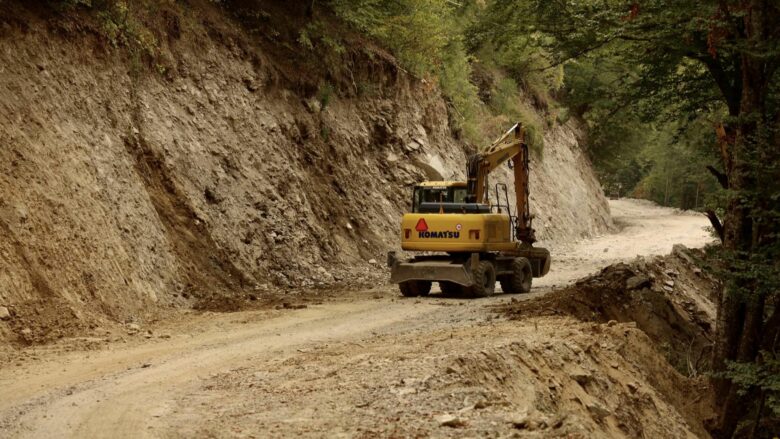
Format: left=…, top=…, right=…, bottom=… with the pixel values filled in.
left=0, top=199, right=713, bottom=438
left=535, top=199, right=715, bottom=288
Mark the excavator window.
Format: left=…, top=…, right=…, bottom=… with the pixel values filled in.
left=411, top=186, right=480, bottom=213
left=452, top=189, right=468, bottom=203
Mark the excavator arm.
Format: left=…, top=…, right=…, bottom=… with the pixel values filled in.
left=466, top=123, right=536, bottom=244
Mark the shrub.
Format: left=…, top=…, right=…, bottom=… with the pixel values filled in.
left=489, top=76, right=545, bottom=154
left=439, top=41, right=481, bottom=144
left=317, top=82, right=335, bottom=110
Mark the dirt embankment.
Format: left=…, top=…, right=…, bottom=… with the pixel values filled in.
left=500, top=245, right=720, bottom=435
left=0, top=1, right=611, bottom=344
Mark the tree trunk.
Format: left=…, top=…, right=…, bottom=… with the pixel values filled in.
left=711, top=1, right=775, bottom=437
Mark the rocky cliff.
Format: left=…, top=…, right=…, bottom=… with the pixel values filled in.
left=0, top=1, right=611, bottom=342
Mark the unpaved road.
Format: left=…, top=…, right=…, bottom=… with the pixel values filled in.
left=0, top=199, right=713, bottom=438
left=535, top=199, right=715, bottom=288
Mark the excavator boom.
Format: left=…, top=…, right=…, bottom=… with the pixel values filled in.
left=467, top=123, right=535, bottom=244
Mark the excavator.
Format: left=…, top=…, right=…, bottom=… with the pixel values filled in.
left=387, top=123, right=550, bottom=297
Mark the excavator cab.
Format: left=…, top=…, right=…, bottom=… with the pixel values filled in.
left=412, top=184, right=467, bottom=208
left=411, top=182, right=490, bottom=214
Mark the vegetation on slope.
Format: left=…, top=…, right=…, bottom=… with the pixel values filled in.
left=323, top=0, right=558, bottom=152
left=45, top=0, right=555, bottom=153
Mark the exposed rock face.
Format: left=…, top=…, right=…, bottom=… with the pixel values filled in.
left=0, top=2, right=610, bottom=340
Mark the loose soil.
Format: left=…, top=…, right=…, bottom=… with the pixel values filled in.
left=0, top=199, right=716, bottom=438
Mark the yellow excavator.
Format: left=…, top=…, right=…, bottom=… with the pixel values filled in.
left=387, top=123, right=550, bottom=297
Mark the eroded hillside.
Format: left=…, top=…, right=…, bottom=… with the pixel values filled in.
left=0, top=1, right=610, bottom=343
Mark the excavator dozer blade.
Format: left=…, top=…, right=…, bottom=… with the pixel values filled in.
left=389, top=259, right=475, bottom=287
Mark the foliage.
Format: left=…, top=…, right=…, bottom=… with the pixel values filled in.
left=51, top=0, right=162, bottom=71
left=438, top=40, right=482, bottom=143
left=501, top=1, right=779, bottom=437
left=317, top=82, right=335, bottom=110
left=726, top=352, right=780, bottom=419
left=326, top=0, right=483, bottom=142
left=556, top=35, right=727, bottom=207
left=328, top=0, right=452, bottom=76
left=487, top=76, right=545, bottom=153
left=326, top=0, right=564, bottom=149
left=465, top=2, right=564, bottom=108
left=298, top=20, right=346, bottom=57
left=633, top=120, right=723, bottom=209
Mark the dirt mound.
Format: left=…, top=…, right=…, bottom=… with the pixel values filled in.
left=2, top=298, right=95, bottom=346
left=157, top=316, right=711, bottom=438
left=482, top=245, right=722, bottom=436
left=450, top=321, right=712, bottom=438
left=503, top=245, right=718, bottom=374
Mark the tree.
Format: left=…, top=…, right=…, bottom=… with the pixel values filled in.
left=489, top=1, right=780, bottom=436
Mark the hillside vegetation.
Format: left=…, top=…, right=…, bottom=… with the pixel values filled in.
left=37, top=1, right=746, bottom=211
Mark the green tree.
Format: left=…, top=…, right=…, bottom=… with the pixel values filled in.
left=328, top=0, right=452, bottom=75
left=495, top=0, right=780, bottom=436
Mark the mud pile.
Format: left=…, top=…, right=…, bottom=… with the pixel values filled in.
left=503, top=245, right=718, bottom=374
left=0, top=1, right=611, bottom=343
left=169, top=317, right=712, bottom=438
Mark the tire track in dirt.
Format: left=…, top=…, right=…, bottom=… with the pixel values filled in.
left=1, top=301, right=449, bottom=438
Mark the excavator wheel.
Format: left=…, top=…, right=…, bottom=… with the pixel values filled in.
left=399, top=280, right=432, bottom=297
left=439, top=281, right=463, bottom=297
left=468, top=260, right=496, bottom=298
left=500, top=257, right=533, bottom=294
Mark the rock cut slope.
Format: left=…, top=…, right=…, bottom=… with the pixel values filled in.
left=0, top=1, right=610, bottom=343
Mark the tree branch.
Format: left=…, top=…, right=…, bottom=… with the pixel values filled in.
left=707, top=165, right=729, bottom=189
left=705, top=209, right=725, bottom=243
left=689, top=53, right=742, bottom=116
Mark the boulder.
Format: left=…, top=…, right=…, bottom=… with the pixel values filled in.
left=436, top=413, right=465, bottom=428
left=625, top=275, right=651, bottom=290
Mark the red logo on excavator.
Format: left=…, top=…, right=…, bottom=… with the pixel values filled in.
left=415, top=218, right=429, bottom=232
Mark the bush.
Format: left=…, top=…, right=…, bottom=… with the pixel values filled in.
left=489, top=76, right=545, bottom=154
left=439, top=41, right=481, bottom=144
left=317, top=82, right=335, bottom=110
left=329, top=0, right=451, bottom=76
left=52, top=0, right=160, bottom=65
left=555, top=107, right=571, bottom=124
